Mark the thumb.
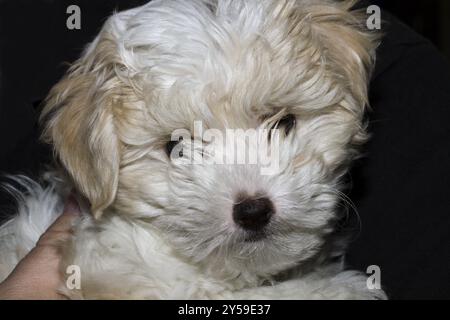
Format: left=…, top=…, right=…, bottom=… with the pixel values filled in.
left=36, top=193, right=81, bottom=247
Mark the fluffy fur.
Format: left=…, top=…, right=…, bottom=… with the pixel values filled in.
left=0, top=0, right=386, bottom=299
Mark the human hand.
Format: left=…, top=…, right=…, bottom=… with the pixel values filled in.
left=0, top=195, right=80, bottom=299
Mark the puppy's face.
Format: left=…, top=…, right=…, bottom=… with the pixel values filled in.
left=42, top=0, right=377, bottom=281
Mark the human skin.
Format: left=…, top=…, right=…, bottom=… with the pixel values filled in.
left=0, top=195, right=80, bottom=300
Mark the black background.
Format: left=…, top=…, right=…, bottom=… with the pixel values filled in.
left=0, top=1, right=449, bottom=300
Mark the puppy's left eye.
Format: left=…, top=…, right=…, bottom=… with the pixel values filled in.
left=277, top=114, right=296, bottom=135
left=166, top=136, right=184, bottom=159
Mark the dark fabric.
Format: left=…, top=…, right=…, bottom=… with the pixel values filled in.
left=346, top=13, right=450, bottom=300
left=0, top=2, right=449, bottom=299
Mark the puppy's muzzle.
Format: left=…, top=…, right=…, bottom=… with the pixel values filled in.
left=232, top=196, right=274, bottom=231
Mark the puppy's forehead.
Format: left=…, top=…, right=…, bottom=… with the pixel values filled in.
left=146, top=92, right=266, bottom=132
left=119, top=1, right=307, bottom=129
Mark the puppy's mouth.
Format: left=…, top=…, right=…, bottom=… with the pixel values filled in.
left=243, top=230, right=268, bottom=242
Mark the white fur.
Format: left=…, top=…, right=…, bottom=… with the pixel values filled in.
left=0, top=176, right=64, bottom=280
left=0, top=0, right=386, bottom=299
left=0, top=181, right=385, bottom=299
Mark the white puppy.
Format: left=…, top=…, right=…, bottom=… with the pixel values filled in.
left=0, top=0, right=386, bottom=299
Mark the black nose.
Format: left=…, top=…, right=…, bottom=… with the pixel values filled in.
left=232, top=197, right=274, bottom=231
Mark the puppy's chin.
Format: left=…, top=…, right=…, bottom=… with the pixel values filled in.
left=150, top=212, right=325, bottom=282
left=211, top=238, right=323, bottom=282
left=242, top=230, right=267, bottom=243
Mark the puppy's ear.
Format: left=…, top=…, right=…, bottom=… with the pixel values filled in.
left=277, top=0, right=378, bottom=107
left=41, top=28, right=125, bottom=219
left=304, top=0, right=379, bottom=107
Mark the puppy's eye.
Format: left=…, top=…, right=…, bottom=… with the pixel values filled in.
left=166, top=137, right=183, bottom=159
left=277, top=114, right=296, bottom=135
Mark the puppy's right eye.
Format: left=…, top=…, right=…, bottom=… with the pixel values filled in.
left=166, top=137, right=183, bottom=159
left=278, top=114, right=296, bottom=135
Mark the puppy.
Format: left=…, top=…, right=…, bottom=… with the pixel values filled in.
left=0, top=0, right=386, bottom=299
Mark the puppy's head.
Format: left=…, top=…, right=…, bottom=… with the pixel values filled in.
left=42, top=0, right=378, bottom=282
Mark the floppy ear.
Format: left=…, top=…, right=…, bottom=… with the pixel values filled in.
left=274, top=0, right=379, bottom=112
left=283, top=0, right=380, bottom=147
left=41, top=28, right=124, bottom=219
left=305, top=0, right=379, bottom=108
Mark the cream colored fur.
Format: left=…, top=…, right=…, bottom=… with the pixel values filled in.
left=0, top=0, right=385, bottom=299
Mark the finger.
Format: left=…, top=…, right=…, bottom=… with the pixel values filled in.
left=37, top=194, right=80, bottom=246
left=49, top=194, right=81, bottom=232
